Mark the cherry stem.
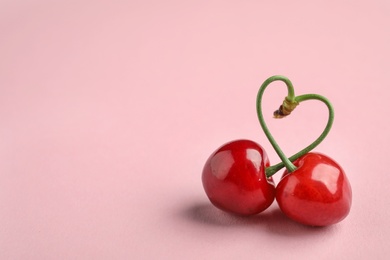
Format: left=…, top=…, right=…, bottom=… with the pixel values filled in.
left=256, top=75, right=335, bottom=178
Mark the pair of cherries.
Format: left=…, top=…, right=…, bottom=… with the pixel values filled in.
left=202, top=76, right=352, bottom=226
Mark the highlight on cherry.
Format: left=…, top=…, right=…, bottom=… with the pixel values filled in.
left=201, top=75, right=352, bottom=227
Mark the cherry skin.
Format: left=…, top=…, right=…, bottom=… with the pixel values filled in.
left=202, top=139, right=275, bottom=216
left=276, top=152, right=352, bottom=226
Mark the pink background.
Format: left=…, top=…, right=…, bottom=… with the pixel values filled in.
left=1, top=0, right=389, bottom=259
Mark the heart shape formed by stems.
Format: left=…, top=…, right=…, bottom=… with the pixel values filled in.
left=256, top=75, right=334, bottom=177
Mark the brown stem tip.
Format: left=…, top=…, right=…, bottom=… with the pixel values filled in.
left=273, top=98, right=299, bottom=119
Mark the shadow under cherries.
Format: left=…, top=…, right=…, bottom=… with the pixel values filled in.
left=182, top=202, right=337, bottom=237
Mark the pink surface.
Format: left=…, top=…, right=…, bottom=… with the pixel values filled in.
left=1, top=0, right=389, bottom=259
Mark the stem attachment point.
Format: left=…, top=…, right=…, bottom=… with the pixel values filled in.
left=273, top=97, right=299, bottom=118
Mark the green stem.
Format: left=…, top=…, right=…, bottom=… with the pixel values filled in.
left=256, top=76, right=298, bottom=173
left=256, top=75, right=335, bottom=177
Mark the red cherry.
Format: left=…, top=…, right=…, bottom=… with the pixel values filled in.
left=202, top=140, right=275, bottom=216
left=276, top=152, right=352, bottom=226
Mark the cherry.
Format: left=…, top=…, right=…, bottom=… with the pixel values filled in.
left=202, top=139, right=275, bottom=216
left=276, top=152, right=352, bottom=226
left=201, top=75, right=352, bottom=225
